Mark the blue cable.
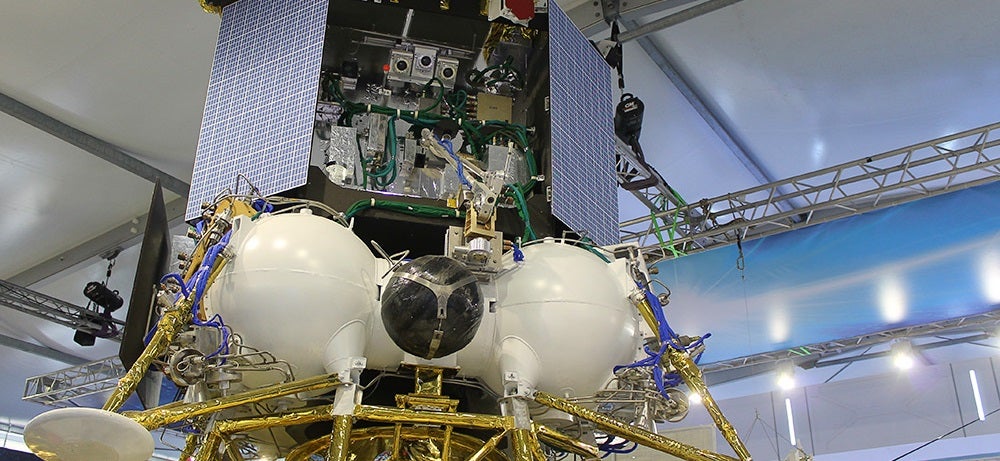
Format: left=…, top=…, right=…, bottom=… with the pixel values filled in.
left=438, top=138, right=472, bottom=190
left=612, top=284, right=713, bottom=400
left=251, top=198, right=273, bottom=213
left=145, top=232, right=233, bottom=358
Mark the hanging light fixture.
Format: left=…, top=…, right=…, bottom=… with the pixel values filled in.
left=776, top=360, right=796, bottom=391
left=891, top=339, right=916, bottom=371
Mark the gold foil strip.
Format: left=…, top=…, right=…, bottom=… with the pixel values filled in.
left=286, top=436, right=330, bottom=461
left=194, top=431, right=223, bottom=461
left=633, top=297, right=662, bottom=342
left=533, top=391, right=740, bottom=461
left=224, top=438, right=243, bottom=461
left=415, top=366, right=445, bottom=395
left=663, top=347, right=752, bottom=460
left=103, top=298, right=192, bottom=412
left=197, top=0, right=222, bottom=15
left=180, top=433, right=199, bottom=461
left=287, top=426, right=509, bottom=461
left=354, top=405, right=513, bottom=430
left=467, top=430, right=508, bottom=461
left=533, top=423, right=599, bottom=459
left=215, top=405, right=335, bottom=434
left=124, top=374, right=341, bottom=429
left=441, top=425, right=453, bottom=461
left=328, top=414, right=354, bottom=461
left=526, top=431, right=548, bottom=461
left=509, top=428, right=533, bottom=461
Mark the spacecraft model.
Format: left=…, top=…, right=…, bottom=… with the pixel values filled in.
left=22, top=1, right=751, bottom=460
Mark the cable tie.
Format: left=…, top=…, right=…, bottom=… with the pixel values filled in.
left=370, top=198, right=376, bottom=206
left=396, top=108, right=401, bottom=118
left=366, top=104, right=372, bottom=112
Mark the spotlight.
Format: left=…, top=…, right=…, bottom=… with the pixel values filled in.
left=73, top=330, right=96, bottom=347
left=891, top=340, right=916, bottom=371
left=776, top=360, right=796, bottom=391
left=84, top=281, right=123, bottom=312
left=73, top=310, right=117, bottom=346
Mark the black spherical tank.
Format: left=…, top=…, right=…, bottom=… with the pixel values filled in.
left=380, top=255, right=483, bottom=359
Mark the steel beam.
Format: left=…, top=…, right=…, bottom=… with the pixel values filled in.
left=621, top=19, right=779, bottom=189
left=0, top=92, right=190, bottom=197
left=618, top=0, right=744, bottom=42
left=9, top=197, right=187, bottom=286
left=565, top=0, right=700, bottom=37
left=0, top=333, right=87, bottom=365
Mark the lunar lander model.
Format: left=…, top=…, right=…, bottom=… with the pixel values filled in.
left=23, top=1, right=751, bottom=460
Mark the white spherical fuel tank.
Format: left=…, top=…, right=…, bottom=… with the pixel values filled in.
left=492, top=239, right=640, bottom=397
left=204, top=210, right=379, bottom=378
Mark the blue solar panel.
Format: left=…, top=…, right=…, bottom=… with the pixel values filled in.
left=186, top=0, right=329, bottom=220
left=548, top=3, right=619, bottom=245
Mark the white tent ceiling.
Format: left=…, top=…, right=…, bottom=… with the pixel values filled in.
left=0, top=0, right=998, bottom=452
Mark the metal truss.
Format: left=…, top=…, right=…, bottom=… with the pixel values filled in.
left=621, top=122, right=1000, bottom=262
left=0, top=279, right=124, bottom=340
left=701, top=309, right=1000, bottom=385
left=615, top=138, right=690, bottom=213
left=23, top=355, right=126, bottom=407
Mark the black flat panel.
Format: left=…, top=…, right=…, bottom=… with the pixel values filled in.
left=120, top=181, right=170, bottom=369
left=0, top=448, right=42, bottom=460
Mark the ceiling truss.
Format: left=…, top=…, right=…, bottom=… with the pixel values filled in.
left=621, top=122, right=1000, bottom=262
left=702, top=308, right=1000, bottom=385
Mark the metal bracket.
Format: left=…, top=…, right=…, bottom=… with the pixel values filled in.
left=601, top=0, right=621, bottom=23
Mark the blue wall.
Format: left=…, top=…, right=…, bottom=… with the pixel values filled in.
left=653, top=180, right=1000, bottom=362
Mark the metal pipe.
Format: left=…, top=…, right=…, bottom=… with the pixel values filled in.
left=619, top=0, right=743, bottom=42
left=533, top=391, right=739, bottom=461
left=662, top=347, right=752, bottom=460
left=103, top=299, right=192, bottom=411
left=354, top=405, right=513, bottom=430
left=327, top=414, right=353, bottom=461
left=633, top=296, right=662, bottom=342
left=124, top=374, right=341, bottom=429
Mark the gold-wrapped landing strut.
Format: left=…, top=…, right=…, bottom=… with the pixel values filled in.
left=215, top=404, right=336, bottom=435
left=509, top=429, right=533, bottom=461
left=328, top=414, right=354, bottom=461
left=103, top=297, right=193, bottom=412
left=633, top=295, right=662, bottom=343
left=180, top=433, right=199, bottom=461
left=286, top=426, right=511, bottom=461
left=194, top=431, right=224, bottom=461
left=533, top=423, right=599, bottom=459
left=663, top=347, right=753, bottom=461
left=631, top=291, right=751, bottom=460
left=224, top=439, right=243, bottom=461
left=354, top=405, right=513, bottom=431
left=123, top=373, right=342, bottom=429
left=533, top=391, right=739, bottom=461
